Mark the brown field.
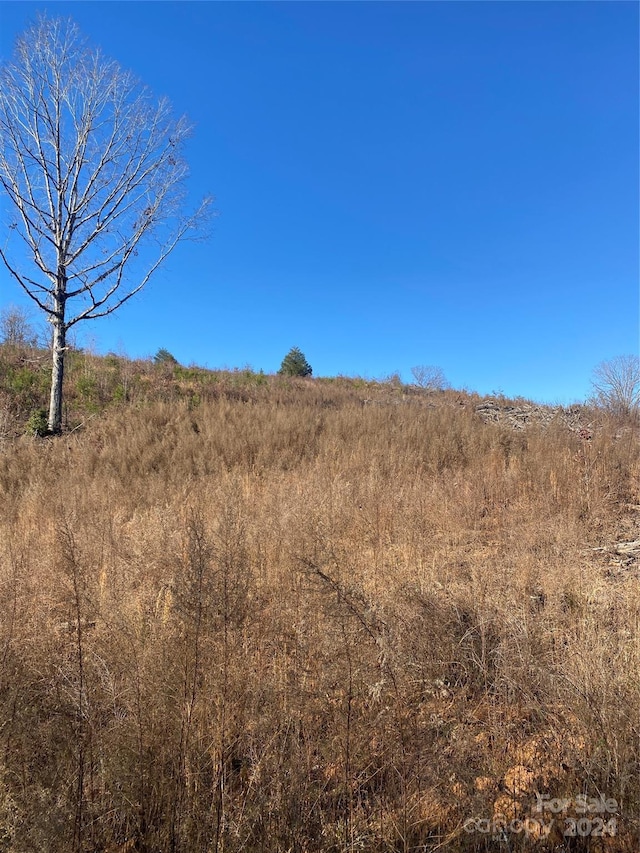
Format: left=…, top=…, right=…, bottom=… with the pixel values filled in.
left=0, top=348, right=638, bottom=851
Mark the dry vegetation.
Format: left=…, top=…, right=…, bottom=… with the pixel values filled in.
left=0, top=345, right=639, bottom=851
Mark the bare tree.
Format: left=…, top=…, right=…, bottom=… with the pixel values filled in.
left=410, top=364, right=449, bottom=392
left=0, top=16, right=211, bottom=432
left=589, top=355, right=640, bottom=418
left=0, top=304, right=38, bottom=347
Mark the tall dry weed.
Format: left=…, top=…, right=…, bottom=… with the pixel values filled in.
left=0, top=384, right=638, bottom=850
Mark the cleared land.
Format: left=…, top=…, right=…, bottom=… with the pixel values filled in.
left=0, top=349, right=638, bottom=851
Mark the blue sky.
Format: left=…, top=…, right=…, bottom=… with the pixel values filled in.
left=0, top=1, right=638, bottom=403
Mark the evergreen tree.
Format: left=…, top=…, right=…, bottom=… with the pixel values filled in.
left=278, top=347, right=312, bottom=377
left=153, top=348, right=179, bottom=366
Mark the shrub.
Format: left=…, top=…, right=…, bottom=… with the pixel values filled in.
left=26, top=407, right=48, bottom=436
left=113, top=383, right=129, bottom=403
left=7, top=366, right=47, bottom=410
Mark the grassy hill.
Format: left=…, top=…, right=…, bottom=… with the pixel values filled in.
left=0, top=344, right=638, bottom=851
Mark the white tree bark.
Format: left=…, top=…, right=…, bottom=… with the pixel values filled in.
left=49, top=288, right=67, bottom=433
left=0, top=15, right=212, bottom=432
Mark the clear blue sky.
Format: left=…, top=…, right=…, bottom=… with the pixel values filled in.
left=0, top=1, right=638, bottom=403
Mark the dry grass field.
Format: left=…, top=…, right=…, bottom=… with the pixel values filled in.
left=0, top=347, right=638, bottom=851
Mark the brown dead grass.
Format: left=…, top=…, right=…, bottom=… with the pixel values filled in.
left=0, top=373, right=638, bottom=851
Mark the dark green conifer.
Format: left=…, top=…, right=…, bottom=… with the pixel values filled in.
left=278, top=347, right=312, bottom=377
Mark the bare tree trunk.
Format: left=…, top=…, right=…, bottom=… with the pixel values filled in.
left=48, top=286, right=66, bottom=434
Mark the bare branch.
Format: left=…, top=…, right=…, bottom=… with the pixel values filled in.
left=0, top=246, right=55, bottom=314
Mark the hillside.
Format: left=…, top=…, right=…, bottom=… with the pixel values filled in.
left=0, top=345, right=638, bottom=852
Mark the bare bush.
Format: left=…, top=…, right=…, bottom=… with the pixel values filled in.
left=590, top=354, right=640, bottom=417
left=410, top=364, right=449, bottom=391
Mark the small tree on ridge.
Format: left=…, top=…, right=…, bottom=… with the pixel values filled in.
left=0, top=304, right=39, bottom=348
left=153, top=348, right=179, bottom=366
left=278, top=347, right=312, bottom=378
left=411, top=364, right=449, bottom=392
